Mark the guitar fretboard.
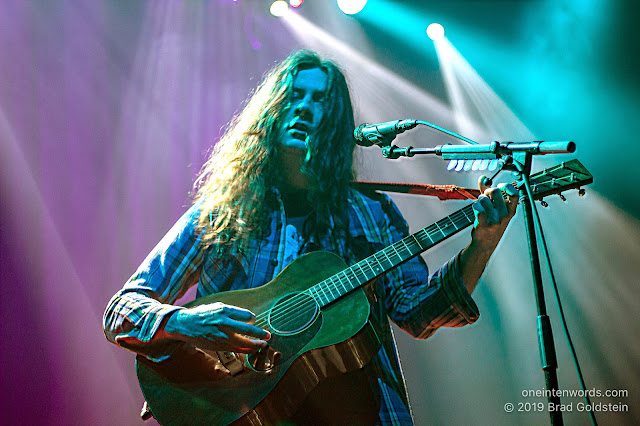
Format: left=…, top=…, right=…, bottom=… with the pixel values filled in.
left=306, top=159, right=592, bottom=307
left=308, top=204, right=476, bottom=307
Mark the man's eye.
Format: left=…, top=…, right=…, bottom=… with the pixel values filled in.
left=313, top=94, right=325, bottom=102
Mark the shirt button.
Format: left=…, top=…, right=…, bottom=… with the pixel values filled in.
left=270, top=258, right=278, bottom=266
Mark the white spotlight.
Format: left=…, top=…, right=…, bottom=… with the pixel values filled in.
left=270, top=1, right=289, bottom=17
left=426, top=23, right=445, bottom=41
left=337, top=0, right=367, bottom=15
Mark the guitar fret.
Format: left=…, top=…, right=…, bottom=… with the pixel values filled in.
left=335, top=272, right=346, bottom=296
left=313, top=286, right=326, bottom=305
left=352, top=269, right=360, bottom=286
left=321, top=278, right=331, bottom=300
left=356, top=261, right=370, bottom=282
left=350, top=270, right=359, bottom=287
left=321, top=285, right=331, bottom=305
left=327, top=275, right=340, bottom=296
left=327, top=276, right=338, bottom=298
left=335, top=279, right=344, bottom=298
left=421, top=230, right=434, bottom=246
left=339, top=271, right=351, bottom=293
left=369, top=257, right=383, bottom=275
left=380, top=249, right=393, bottom=268
left=308, top=287, right=319, bottom=303
left=320, top=287, right=329, bottom=305
left=434, top=221, right=444, bottom=236
left=389, top=244, right=401, bottom=261
left=446, top=215, right=459, bottom=230
left=404, top=241, right=413, bottom=253
left=309, top=286, right=319, bottom=303
left=412, top=234, right=424, bottom=250
left=318, top=282, right=330, bottom=303
left=401, top=239, right=415, bottom=255
left=402, top=243, right=412, bottom=257
left=462, top=206, right=474, bottom=222
left=423, top=228, right=435, bottom=244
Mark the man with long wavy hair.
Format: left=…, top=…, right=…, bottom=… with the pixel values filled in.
left=104, top=50, right=517, bottom=424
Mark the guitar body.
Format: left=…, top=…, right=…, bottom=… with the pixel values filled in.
left=136, top=251, right=382, bottom=426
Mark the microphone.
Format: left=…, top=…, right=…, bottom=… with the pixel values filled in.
left=353, top=119, right=418, bottom=147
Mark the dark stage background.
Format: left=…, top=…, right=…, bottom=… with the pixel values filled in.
left=1, top=1, right=639, bottom=424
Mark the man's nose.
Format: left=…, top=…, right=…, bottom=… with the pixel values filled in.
left=294, top=96, right=313, bottom=119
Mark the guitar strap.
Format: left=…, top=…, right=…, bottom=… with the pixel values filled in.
left=352, top=181, right=481, bottom=201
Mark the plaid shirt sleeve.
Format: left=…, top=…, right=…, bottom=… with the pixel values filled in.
left=103, top=202, right=205, bottom=361
left=351, top=191, right=480, bottom=339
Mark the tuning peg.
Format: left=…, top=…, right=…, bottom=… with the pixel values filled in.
left=540, top=200, right=549, bottom=207
left=578, top=188, right=586, bottom=197
left=480, top=175, right=493, bottom=187
left=558, top=193, right=566, bottom=202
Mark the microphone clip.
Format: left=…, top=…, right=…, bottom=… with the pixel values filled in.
left=354, top=119, right=418, bottom=147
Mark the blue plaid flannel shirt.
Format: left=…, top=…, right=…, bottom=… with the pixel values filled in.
left=104, top=189, right=480, bottom=425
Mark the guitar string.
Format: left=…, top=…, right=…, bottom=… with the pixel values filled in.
left=260, top=193, right=550, bottom=332
left=252, top=206, right=476, bottom=330
left=251, top=235, right=420, bottom=330
left=254, top=228, right=463, bottom=331
left=253, top=173, right=583, bottom=330
left=252, top=206, right=476, bottom=331
left=252, top=205, right=475, bottom=329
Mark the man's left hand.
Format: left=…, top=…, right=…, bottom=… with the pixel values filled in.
left=459, top=178, right=519, bottom=293
left=471, top=178, right=519, bottom=253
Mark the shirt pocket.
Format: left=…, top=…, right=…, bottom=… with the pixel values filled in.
left=198, top=254, right=248, bottom=296
left=348, top=225, right=385, bottom=263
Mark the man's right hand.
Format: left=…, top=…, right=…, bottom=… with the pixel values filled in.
left=163, top=302, right=271, bottom=353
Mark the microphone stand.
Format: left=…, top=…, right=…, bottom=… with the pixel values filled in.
left=510, top=150, right=563, bottom=426
left=371, top=139, right=575, bottom=425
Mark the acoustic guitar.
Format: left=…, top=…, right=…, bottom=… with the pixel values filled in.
left=136, top=160, right=592, bottom=425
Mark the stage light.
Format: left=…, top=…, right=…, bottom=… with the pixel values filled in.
left=270, top=1, right=289, bottom=17
left=337, top=0, right=367, bottom=15
left=290, top=0, right=304, bottom=7
left=426, top=23, right=445, bottom=41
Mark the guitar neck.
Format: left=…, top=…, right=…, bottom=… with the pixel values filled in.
left=309, top=204, right=476, bottom=307
left=308, top=159, right=593, bottom=307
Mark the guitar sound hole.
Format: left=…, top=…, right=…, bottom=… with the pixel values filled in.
left=268, top=292, right=319, bottom=336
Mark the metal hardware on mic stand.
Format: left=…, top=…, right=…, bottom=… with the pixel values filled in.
left=505, top=151, right=564, bottom=426
left=358, top=122, right=577, bottom=425
left=377, top=140, right=576, bottom=160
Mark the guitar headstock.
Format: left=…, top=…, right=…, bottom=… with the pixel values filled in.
left=528, top=159, right=593, bottom=205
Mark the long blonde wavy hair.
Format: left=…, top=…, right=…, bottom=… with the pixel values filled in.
left=194, top=50, right=357, bottom=253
